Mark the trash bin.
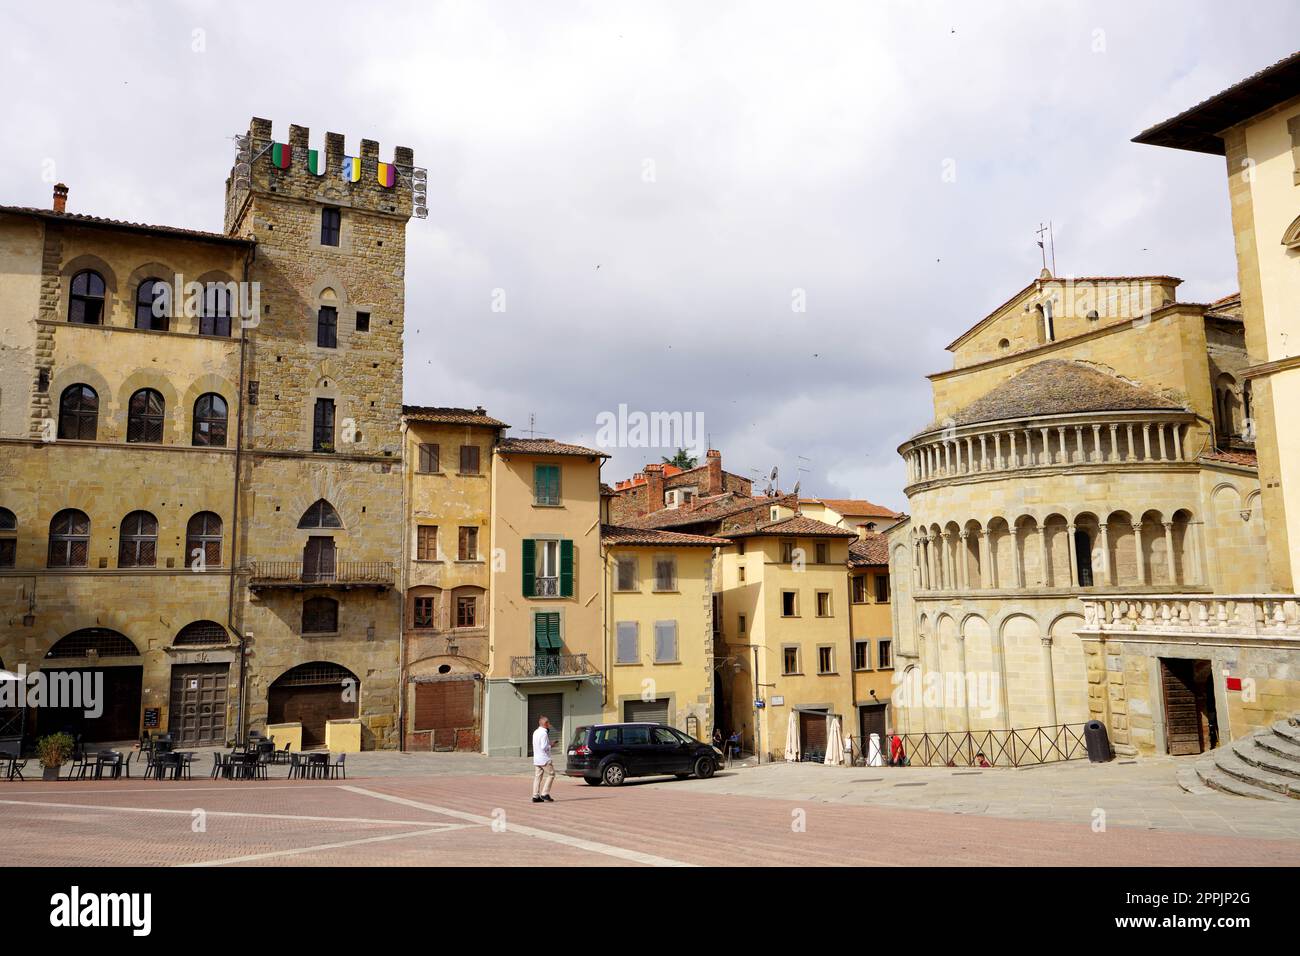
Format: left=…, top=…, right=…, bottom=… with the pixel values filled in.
left=1084, top=720, right=1113, bottom=763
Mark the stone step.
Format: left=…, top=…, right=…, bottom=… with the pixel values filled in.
left=1232, top=737, right=1300, bottom=779
left=1196, top=762, right=1291, bottom=802
left=1272, top=719, right=1300, bottom=748
left=1211, top=748, right=1300, bottom=799
left=1255, top=730, right=1300, bottom=765
left=1176, top=764, right=1215, bottom=796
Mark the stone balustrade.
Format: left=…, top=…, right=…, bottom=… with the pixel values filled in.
left=1080, top=595, right=1300, bottom=638
left=902, top=411, right=1196, bottom=488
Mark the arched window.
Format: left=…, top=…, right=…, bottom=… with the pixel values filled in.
left=199, top=285, right=233, bottom=337
left=68, top=270, right=106, bottom=324
left=46, top=628, right=139, bottom=659
left=298, top=499, right=342, bottom=529
left=302, top=596, right=339, bottom=634
left=48, top=509, right=90, bottom=568
left=127, top=388, right=165, bottom=443
left=134, top=277, right=169, bottom=331
left=192, top=393, right=228, bottom=447
left=174, top=620, right=228, bottom=646
left=118, top=510, right=158, bottom=567
left=186, top=511, right=222, bottom=568
left=0, top=507, right=15, bottom=568
left=57, top=384, right=99, bottom=440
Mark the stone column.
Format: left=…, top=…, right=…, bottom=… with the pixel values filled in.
left=957, top=531, right=970, bottom=589
left=1041, top=636, right=1059, bottom=726
left=1172, top=424, right=1183, bottom=461
left=1098, top=524, right=1112, bottom=586
left=1163, top=521, right=1177, bottom=584
left=1091, top=423, right=1102, bottom=462
left=1157, top=424, right=1168, bottom=460
left=1014, top=531, right=1026, bottom=588
left=1133, top=522, right=1146, bottom=586
left=977, top=530, right=991, bottom=590
left=939, top=532, right=952, bottom=589
left=1036, top=525, right=1049, bottom=587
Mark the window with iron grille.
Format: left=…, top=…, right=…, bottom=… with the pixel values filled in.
left=458, top=526, right=478, bottom=561
left=615, top=555, right=637, bottom=591
left=320, top=207, right=341, bottom=246
left=313, top=398, right=335, bottom=452
left=417, top=525, right=437, bottom=560
left=46, top=628, right=139, bottom=659
left=874, top=574, right=890, bottom=603
left=192, top=393, right=228, bottom=447
left=653, top=555, right=677, bottom=591
left=317, top=306, right=338, bottom=349
left=302, top=596, right=339, bottom=634
left=48, top=509, right=90, bottom=568
left=68, top=270, right=105, bottom=324
left=459, top=444, right=480, bottom=475
left=299, top=499, right=342, bottom=529
left=413, top=596, right=435, bottom=629
left=58, top=384, right=98, bottom=440
left=135, top=277, right=169, bottom=331
left=174, top=620, right=228, bottom=646
left=127, top=389, right=165, bottom=443
left=418, top=443, right=439, bottom=473
left=186, top=511, right=223, bottom=568
left=456, top=595, right=477, bottom=628
left=118, top=510, right=158, bottom=567
left=272, top=661, right=356, bottom=687
left=199, top=286, right=232, bottom=336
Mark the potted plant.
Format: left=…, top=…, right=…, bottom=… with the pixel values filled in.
left=36, top=732, right=74, bottom=781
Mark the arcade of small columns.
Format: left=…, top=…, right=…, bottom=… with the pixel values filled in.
left=904, top=416, right=1192, bottom=484
left=909, top=508, right=1201, bottom=593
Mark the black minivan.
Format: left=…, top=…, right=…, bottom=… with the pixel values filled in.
left=564, top=723, right=722, bottom=786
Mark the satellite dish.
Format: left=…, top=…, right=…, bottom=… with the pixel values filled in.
left=792, top=480, right=801, bottom=496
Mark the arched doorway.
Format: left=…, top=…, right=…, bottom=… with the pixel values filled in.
left=39, top=628, right=143, bottom=742
left=267, top=661, right=359, bottom=749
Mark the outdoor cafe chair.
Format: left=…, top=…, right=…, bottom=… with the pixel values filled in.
left=327, top=753, right=346, bottom=780
left=95, top=750, right=123, bottom=780
left=210, top=752, right=226, bottom=779
left=2, top=752, right=26, bottom=782
left=272, top=740, right=292, bottom=765
left=287, top=752, right=302, bottom=780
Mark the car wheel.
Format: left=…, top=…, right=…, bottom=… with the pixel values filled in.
left=584, top=777, right=602, bottom=786
left=602, top=762, right=627, bottom=786
left=694, top=756, right=716, bottom=779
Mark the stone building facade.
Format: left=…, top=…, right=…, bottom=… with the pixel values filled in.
left=0, top=116, right=418, bottom=750
left=889, top=271, right=1281, bottom=756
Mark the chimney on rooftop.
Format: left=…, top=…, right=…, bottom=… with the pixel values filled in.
left=52, top=183, right=68, bottom=214
left=644, top=463, right=666, bottom=513
left=705, top=448, right=723, bottom=495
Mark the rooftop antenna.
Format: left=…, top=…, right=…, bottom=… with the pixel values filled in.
left=526, top=413, right=538, bottom=439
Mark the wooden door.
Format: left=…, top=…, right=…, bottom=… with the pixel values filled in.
left=413, top=680, right=477, bottom=751
left=169, top=664, right=229, bottom=747
left=800, top=711, right=828, bottom=756
left=303, top=536, right=336, bottom=582
left=1161, top=658, right=1203, bottom=755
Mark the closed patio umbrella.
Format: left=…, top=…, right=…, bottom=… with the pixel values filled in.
left=824, top=716, right=845, bottom=766
left=784, top=710, right=800, bottom=762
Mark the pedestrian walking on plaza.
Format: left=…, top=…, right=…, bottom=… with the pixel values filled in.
left=531, top=716, right=556, bottom=803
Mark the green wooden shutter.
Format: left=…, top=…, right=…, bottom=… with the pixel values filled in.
left=522, top=538, right=536, bottom=597
left=560, top=539, right=574, bottom=597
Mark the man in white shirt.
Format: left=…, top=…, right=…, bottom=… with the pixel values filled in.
left=531, top=715, right=556, bottom=803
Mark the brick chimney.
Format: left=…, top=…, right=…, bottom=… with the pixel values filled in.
left=644, top=464, right=666, bottom=512
left=705, top=449, right=723, bottom=495
left=52, top=183, right=68, bottom=214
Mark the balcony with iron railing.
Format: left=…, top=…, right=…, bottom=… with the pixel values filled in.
left=247, top=560, right=395, bottom=590
left=510, top=653, right=599, bottom=681
left=901, top=410, right=1199, bottom=492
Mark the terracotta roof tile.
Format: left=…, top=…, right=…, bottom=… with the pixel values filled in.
left=402, top=405, right=509, bottom=427
left=629, top=493, right=796, bottom=530
left=918, top=360, right=1184, bottom=435
left=601, top=525, right=727, bottom=547
left=1201, top=449, right=1258, bottom=468
left=848, top=532, right=890, bottom=567
left=805, top=498, right=902, bottom=519
left=0, top=205, right=251, bottom=246
left=721, top=514, right=858, bottom=539
left=497, top=437, right=609, bottom=458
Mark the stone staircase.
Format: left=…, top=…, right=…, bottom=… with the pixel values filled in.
left=1177, top=715, right=1300, bottom=801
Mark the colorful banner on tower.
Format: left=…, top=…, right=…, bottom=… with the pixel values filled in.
left=271, top=143, right=292, bottom=169
left=307, top=149, right=327, bottom=176
left=341, top=156, right=362, bottom=183
left=377, top=162, right=396, bottom=188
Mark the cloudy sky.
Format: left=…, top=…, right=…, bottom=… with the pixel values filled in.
left=3, top=1, right=1296, bottom=509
